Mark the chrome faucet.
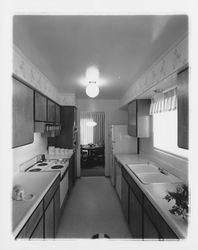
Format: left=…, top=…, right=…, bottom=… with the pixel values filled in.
left=158, top=167, right=168, bottom=175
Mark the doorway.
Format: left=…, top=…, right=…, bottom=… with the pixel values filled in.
left=80, top=111, right=105, bottom=177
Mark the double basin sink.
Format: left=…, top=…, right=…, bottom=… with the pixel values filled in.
left=126, top=163, right=182, bottom=184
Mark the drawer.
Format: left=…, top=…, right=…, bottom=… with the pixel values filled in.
left=17, top=201, right=43, bottom=238
left=144, top=196, right=178, bottom=239
left=44, top=175, right=60, bottom=210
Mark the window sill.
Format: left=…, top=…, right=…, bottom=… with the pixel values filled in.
left=153, top=147, right=188, bottom=162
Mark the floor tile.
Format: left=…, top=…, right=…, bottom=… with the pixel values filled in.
left=56, top=177, right=132, bottom=239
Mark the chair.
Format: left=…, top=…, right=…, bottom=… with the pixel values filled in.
left=80, top=145, right=90, bottom=168
left=91, top=147, right=105, bottom=167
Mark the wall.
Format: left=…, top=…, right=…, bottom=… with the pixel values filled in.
left=119, top=34, right=188, bottom=183
left=140, top=118, right=188, bottom=183
left=13, top=45, right=76, bottom=106
left=13, top=133, right=47, bottom=173
left=76, top=99, right=128, bottom=177
left=13, top=45, right=76, bottom=171
left=120, top=35, right=188, bottom=107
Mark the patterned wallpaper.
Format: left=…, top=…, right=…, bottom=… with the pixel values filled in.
left=120, top=35, right=188, bottom=107
left=13, top=45, right=76, bottom=106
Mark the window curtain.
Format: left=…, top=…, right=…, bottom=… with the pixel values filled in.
left=149, top=87, right=177, bottom=115
left=80, top=112, right=105, bottom=145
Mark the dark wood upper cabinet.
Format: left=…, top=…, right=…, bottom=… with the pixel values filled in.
left=128, top=100, right=137, bottom=136
left=55, top=104, right=60, bottom=124
left=47, top=99, right=56, bottom=123
left=13, top=77, right=34, bottom=148
left=34, top=91, right=47, bottom=122
left=177, top=67, right=189, bottom=149
left=128, top=99, right=150, bottom=138
left=48, top=106, right=76, bottom=148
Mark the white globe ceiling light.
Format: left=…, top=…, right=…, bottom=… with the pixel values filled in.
left=86, top=121, right=97, bottom=127
left=86, top=82, right=99, bottom=98
left=85, top=66, right=100, bottom=98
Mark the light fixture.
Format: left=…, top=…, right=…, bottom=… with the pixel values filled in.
left=86, top=82, right=99, bottom=98
left=85, top=66, right=100, bottom=98
left=86, top=121, right=97, bottom=127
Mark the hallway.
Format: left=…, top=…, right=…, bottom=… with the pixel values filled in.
left=56, top=176, right=132, bottom=239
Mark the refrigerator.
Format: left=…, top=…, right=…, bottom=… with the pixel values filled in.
left=109, top=125, right=137, bottom=188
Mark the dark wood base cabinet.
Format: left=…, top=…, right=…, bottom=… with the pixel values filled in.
left=143, top=212, right=160, bottom=239
left=121, top=167, right=178, bottom=240
left=16, top=175, right=60, bottom=239
left=30, top=218, right=44, bottom=239
left=129, top=189, right=143, bottom=238
left=44, top=200, right=54, bottom=238
left=121, top=176, right=129, bottom=222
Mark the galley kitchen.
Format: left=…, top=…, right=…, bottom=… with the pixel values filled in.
left=12, top=15, right=189, bottom=240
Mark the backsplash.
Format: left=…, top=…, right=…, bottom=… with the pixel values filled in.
left=13, top=45, right=76, bottom=106
left=13, top=133, right=47, bottom=173
left=120, top=35, right=188, bottom=107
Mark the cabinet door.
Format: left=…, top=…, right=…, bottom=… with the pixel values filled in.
left=13, top=77, right=34, bottom=147
left=121, top=176, right=129, bottom=222
left=45, top=200, right=54, bottom=238
left=48, top=106, right=76, bottom=148
left=144, top=196, right=177, bottom=239
left=16, top=201, right=43, bottom=239
left=129, top=189, right=143, bottom=238
left=115, top=160, right=121, bottom=200
left=128, top=100, right=137, bottom=137
left=143, top=211, right=160, bottom=239
left=68, top=161, right=73, bottom=193
left=177, top=68, right=189, bottom=149
left=30, top=217, right=44, bottom=239
left=34, top=91, right=47, bottom=121
left=54, top=186, right=60, bottom=237
left=47, top=99, right=56, bottom=123
left=55, top=104, right=60, bottom=124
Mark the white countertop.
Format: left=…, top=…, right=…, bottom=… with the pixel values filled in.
left=115, top=153, right=188, bottom=239
left=12, top=171, right=60, bottom=238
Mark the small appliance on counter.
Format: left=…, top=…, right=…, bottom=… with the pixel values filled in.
left=47, top=147, right=73, bottom=160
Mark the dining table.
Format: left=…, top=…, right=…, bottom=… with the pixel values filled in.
left=81, top=144, right=104, bottom=156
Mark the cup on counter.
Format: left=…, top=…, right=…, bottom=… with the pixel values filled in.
left=60, top=148, right=65, bottom=155
left=55, top=147, right=60, bottom=155
left=48, top=146, right=55, bottom=155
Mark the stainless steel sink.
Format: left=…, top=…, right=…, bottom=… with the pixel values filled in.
left=127, top=163, right=159, bottom=173
left=135, top=172, right=182, bottom=184
left=126, top=163, right=182, bottom=184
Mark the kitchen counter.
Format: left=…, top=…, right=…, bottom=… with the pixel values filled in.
left=12, top=171, right=60, bottom=238
left=115, top=153, right=188, bottom=239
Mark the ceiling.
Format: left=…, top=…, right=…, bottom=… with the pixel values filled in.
left=13, top=15, right=188, bottom=99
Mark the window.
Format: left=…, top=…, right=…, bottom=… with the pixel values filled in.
left=80, top=118, right=94, bottom=145
left=80, top=112, right=105, bottom=146
left=153, top=109, right=188, bottom=158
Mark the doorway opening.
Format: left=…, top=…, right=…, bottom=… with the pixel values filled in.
left=80, top=111, right=105, bottom=177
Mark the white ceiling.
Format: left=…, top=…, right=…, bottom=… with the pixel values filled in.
left=13, top=15, right=188, bottom=99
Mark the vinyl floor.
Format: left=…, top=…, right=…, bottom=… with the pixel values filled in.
left=56, top=176, right=132, bottom=239
left=81, top=165, right=105, bottom=176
